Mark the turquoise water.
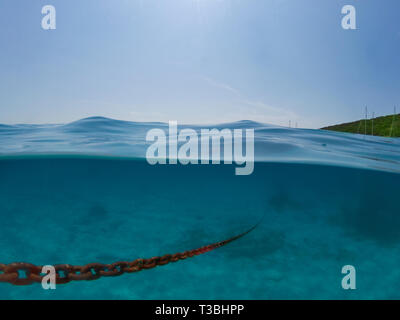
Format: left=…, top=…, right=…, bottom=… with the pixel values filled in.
left=0, top=117, right=399, bottom=299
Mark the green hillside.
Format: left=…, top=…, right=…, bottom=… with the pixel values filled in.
left=322, top=113, right=400, bottom=137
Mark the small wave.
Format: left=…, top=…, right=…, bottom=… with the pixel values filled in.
left=0, top=116, right=399, bottom=174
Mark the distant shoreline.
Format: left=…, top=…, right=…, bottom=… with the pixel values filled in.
left=322, top=113, right=400, bottom=137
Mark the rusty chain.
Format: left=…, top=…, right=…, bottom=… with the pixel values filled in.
left=0, top=224, right=258, bottom=286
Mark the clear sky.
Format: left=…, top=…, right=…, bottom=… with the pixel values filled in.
left=1, top=0, right=399, bottom=128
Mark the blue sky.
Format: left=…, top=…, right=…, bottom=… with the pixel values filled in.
left=0, top=0, right=399, bottom=128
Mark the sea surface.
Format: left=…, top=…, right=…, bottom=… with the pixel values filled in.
left=0, top=117, right=399, bottom=299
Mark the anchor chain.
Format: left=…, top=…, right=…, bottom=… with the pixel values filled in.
left=0, top=224, right=257, bottom=286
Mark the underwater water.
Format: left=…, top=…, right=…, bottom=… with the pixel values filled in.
left=0, top=117, right=399, bottom=299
